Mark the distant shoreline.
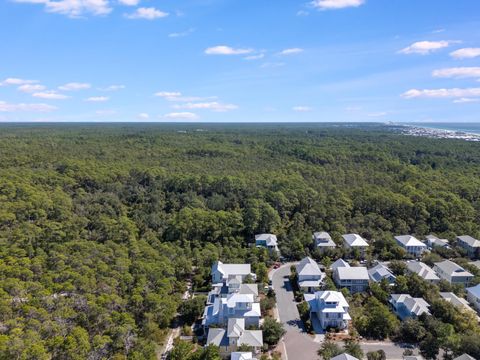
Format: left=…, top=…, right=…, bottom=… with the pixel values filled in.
left=399, top=123, right=480, bottom=142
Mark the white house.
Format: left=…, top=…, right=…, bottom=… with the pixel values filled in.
left=457, top=235, right=480, bottom=258
left=331, top=354, right=360, bottom=360
left=433, top=260, right=474, bottom=286
left=342, top=234, right=369, bottom=257
left=368, top=264, right=396, bottom=284
left=390, top=294, right=431, bottom=320
left=333, top=266, right=369, bottom=293
left=206, top=317, right=263, bottom=356
left=395, top=235, right=427, bottom=257
left=255, top=233, right=279, bottom=252
left=439, top=292, right=478, bottom=318
left=296, top=257, right=325, bottom=293
left=231, top=352, right=257, bottom=360
left=212, top=261, right=253, bottom=284
left=331, top=258, right=350, bottom=270
left=203, top=293, right=261, bottom=328
left=406, top=261, right=440, bottom=283
left=304, top=291, right=351, bottom=331
left=425, top=235, right=449, bottom=249
left=466, top=284, right=480, bottom=313
left=313, top=232, right=336, bottom=252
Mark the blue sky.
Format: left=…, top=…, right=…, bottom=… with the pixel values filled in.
left=1, top=0, right=480, bottom=122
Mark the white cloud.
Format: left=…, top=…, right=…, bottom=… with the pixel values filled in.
left=244, top=54, right=265, bottom=60
left=402, top=87, right=480, bottom=99
left=0, top=78, right=38, bottom=86
left=311, top=0, right=365, bottom=10
left=85, top=96, right=109, bottom=102
left=205, top=46, right=253, bottom=55
left=168, top=28, right=195, bottom=38
left=297, top=10, right=309, bottom=16
left=279, top=48, right=304, bottom=55
left=137, top=112, right=150, bottom=119
left=453, top=98, right=480, bottom=104
left=118, top=0, right=139, bottom=6
left=173, top=102, right=238, bottom=112
left=98, top=84, right=125, bottom=91
left=432, top=67, right=480, bottom=79
left=162, top=112, right=199, bottom=120
left=260, top=62, right=285, bottom=69
left=293, top=106, right=312, bottom=112
left=125, top=7, right=168, bottom=20
left=399, top=40, right=451, bottom=55
left=154, top=91, right=182, bottom=98
left=32, top=91, right=69, bottom=100
left=58, top=82, right=91, bottom=91
left=18, top=84, right=46, bottom=93
left=450, top=48, right=480, bottom=59
left=0, top=101, right=57, bottom=112
left=43, top=0, right=112, bottom=17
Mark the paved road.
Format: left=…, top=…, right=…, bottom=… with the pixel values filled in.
left=270, top=264, right=413, bottom=360
left=271, top=264, right=320, bottom=360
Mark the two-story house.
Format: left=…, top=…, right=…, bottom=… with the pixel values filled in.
left=206, top=317, right=263, bottom=357
left=368, top=263, right=396, bottom=284
left=433, top=260, right=474, bottom=286
left=457, top=235, right=480, bottom=259
left=333, top=266, right=369, bottom=293
left=212, top=261, right=253, bottom=284
left=255, top=234, right=279, bottom=253
left=313, top=231, right=336, bottom=253
left=394, top=235, right=427, bottom=257
left=466, top=284, right=480, bottom=313
left=203, top=293, right=261, bottom=328
left=296, top=257, right=325, bottom=293
left=425, top=235, right=449, bottom=249
left=342, top=234, right=369, bottom=258
left=406, top=261, right=440, bottom=283
left=390, top=294, right=431, bottom=320
left=304, top=291, right=351, bottom=331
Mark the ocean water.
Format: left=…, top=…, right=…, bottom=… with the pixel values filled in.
left=408, top=122, right=480, bottom=135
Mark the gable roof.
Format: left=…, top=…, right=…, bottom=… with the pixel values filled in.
left=227, top=317, right=245, bottom=338
left=342, top=234, right=369, bottom=247
left=467, top=284, right=480, bottom=298
left=296, top=257, right=323, bottom=276
left=453, top=354, right=476, bottom=360
left=434, top=260, right=473, bottom=278
left=206, top=328, right=228, bottom=347
left=331, top=354, right=360, bottom=360
left=391, top=294, right=431, bottom=317
left=239, top=283, right=258, bottom=297
left=213, top=261, right=251, bottom=278
left=368, top=264, right=396, bottom=282
left=231, top=353, right=255, bottom=360
left=395, top=235, right=427, bottom=247
left=439, top=292, right=471, bottom=309
left=331, top=258, right=350, bottom=270
left=457, top=235, right=480, bottom=247
left=336, top=266, right=369, bottom=281
left=425, top=234, right=449, bottom=247
left=255, top=233, right=278, bottom=246
left=407, top=261, right=440, bottom=281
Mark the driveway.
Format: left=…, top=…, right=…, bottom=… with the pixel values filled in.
left=271, top=264, right=319, bottom=360
left=270, top=264, right=413, bottom=360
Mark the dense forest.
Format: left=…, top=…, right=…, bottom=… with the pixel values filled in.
left=1, top=123, right=480, bottom=359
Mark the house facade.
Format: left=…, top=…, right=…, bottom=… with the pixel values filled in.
left=390, top=294, right=431, bottom=320
left=394, top=235, right=427, bottom=257
left=333, top=266, right=369, bottom=293
left=466, top=284, right=480, bottom=313
left=457, top=235, right=480, bottom=259
left=406, top=261, right=440, bottom=283
left=433, top=260, right=474, bottom=286
left=304, top=291, right=351, bottom=331
left=296, top=257, right=325, bottom=293
left=313, top=231, right=336, bottom=252
left=342, top=234, right=369, bottom=258
left=255, top=233, right=279, bottom=252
